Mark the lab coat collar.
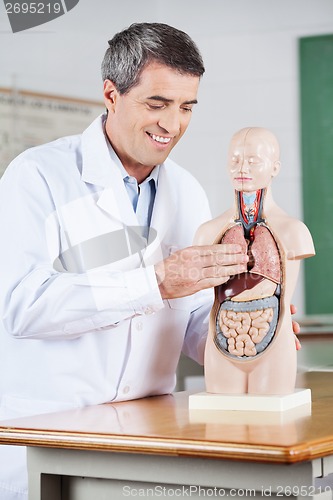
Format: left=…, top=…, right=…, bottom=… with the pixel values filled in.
left=80, top=114, right=136, bottom=226
left=150, top=164, right=176, bottom=240
left=81, top=113, right=116, bottom=187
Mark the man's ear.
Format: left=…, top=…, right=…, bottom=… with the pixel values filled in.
left=103, top=80, right=118, bottom=112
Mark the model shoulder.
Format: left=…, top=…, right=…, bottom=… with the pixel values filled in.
left=268, top=213, right=315, bottom=259
left=194, top=209, right=235, bottom=245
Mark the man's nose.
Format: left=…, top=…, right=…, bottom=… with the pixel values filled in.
left=158, top=109, right=181, bottom=136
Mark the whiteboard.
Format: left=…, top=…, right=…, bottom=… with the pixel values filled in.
left=0, top=88, right=105, bottom=176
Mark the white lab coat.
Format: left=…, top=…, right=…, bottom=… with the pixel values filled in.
left=0, top=114, right=212, bottom=498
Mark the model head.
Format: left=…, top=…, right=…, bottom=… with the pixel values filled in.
left=227, top=127, right=281, bottom=192
left=101, top=22, right=205, bottom=95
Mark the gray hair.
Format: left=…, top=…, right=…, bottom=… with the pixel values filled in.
left=101, top=22, right=205, bottom=94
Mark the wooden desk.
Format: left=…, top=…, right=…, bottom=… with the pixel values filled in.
left=0, top=372, right=332, bottom=499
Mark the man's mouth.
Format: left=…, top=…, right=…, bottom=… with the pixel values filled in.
left=147, top=133, right=171, bottom=144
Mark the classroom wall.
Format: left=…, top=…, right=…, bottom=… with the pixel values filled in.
left=1, top=0, right=333, bottom=314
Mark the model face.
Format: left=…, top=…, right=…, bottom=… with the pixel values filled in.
left=227, top=129, right=280, bottom=193
left=104, top=62, right=200, bottom=181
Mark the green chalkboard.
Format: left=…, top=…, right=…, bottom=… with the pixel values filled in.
left=300, top=34, right=333, bottom=314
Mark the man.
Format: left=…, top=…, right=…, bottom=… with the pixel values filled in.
left=0, top=23, right=248, bottom=499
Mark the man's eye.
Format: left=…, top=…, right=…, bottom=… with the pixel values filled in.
left=147, top=103, right=164, bottom=110
left=181, top=107, right=192, bottom=113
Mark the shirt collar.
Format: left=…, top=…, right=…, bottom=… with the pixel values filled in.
left=103, top=123, right=160, bottom=188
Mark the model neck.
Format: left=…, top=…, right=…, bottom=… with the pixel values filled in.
left=236, top=189, right=265, bottom=240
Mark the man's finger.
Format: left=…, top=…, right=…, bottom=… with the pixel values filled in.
left=201, top=263, right=248, bottom=280
left=194, top=244, right=245, bottom=256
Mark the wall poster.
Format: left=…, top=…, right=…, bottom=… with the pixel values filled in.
left=0, top=87, right=105, bottom=176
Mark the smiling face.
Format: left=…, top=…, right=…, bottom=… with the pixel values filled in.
left=228, top=127, right=281, bottom=193
left=103, top=62, right=200, bottom=182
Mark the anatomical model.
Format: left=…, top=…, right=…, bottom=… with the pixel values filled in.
left=195, top=127, right=315, bottom=395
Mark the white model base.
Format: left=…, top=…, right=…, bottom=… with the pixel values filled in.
left=189, top=388, right=311, bottom=412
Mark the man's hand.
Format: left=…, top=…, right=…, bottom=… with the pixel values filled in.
left=155, top=244, right=248, bottom=300
left=290, top=303, right=301, bottom=350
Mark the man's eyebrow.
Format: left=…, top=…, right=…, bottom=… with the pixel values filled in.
left=183, top=99, right=198, bottom=105
left=146, top=95, right=198, bottom=105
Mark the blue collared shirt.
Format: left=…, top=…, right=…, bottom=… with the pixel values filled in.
left=106, top=141, right=159, bottom=239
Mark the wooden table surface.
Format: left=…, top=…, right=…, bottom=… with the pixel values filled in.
left=0, top=371, right=332, bottom=465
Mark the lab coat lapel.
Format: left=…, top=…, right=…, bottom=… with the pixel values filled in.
left=80, top=114, right=137, bottom=227
left=150, top=163, right=176, bottom=241
left=139, top=163, right=176, bottom=266
left=96, top=184, right=137, bottom=228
